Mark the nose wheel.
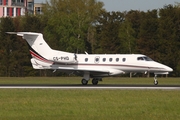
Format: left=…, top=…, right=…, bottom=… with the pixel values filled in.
left=154, top=74, right=158, bottom=85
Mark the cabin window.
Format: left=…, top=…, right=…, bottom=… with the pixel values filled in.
left=95, top=56, right=100, bottom=63
left=109, top=58, right=113, bottom=62
left=116, top=58, right=119, bottom=62
left=103, top=58, right=106, bottom=62
left=95, top=58, right=99, bottom=62
left=122, top=58, right=126, bottom=62
left=85, top=58, right=88, bottom=62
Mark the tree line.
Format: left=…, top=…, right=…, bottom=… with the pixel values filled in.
left=0, top=0, right=180, bottom=77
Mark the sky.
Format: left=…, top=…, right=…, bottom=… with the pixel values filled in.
left=34, top=0, right=180, bottom=12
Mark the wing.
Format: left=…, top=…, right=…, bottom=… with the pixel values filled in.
left=57, top=67, right=125, bottom=77
left=31, top=58, right=125, bottom=77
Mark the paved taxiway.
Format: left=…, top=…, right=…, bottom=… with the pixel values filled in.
left=0, top=84, right=180, bottom=90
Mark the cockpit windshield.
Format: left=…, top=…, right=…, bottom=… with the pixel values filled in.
left=137, top=56, right=153, bottom=61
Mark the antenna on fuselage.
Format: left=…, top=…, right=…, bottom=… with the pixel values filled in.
left=85, top=51, right=88, bottom=55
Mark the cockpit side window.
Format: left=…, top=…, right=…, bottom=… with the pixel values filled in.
left=137, top=56, right=153, bottom=61
left=143, top=57, right=153, bottom=61
left=137, top=57, right=144, bottom=61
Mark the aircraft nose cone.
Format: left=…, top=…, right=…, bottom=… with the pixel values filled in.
left=164, top=65, right=173, bottom=72
left=167, top=67, right=173, bottom=72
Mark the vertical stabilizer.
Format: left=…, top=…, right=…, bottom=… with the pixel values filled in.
left=7, top=32, right=76, bottom=67
left=7, top=32, right=52, bottom=59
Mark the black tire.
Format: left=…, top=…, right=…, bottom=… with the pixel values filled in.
left=81, top=79, right=88, bottom=85
left=92, top=79, right=98, bottom=85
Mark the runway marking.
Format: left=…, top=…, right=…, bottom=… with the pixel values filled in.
left=0, top=86, right=180, bottom=90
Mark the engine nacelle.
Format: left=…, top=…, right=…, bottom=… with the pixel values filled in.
left=49, top=54, right=77, bottom=63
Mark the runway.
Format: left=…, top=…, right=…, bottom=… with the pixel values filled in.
left=0, top=84, right=180, bottom=90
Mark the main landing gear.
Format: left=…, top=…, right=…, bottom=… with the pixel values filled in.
left=154, top=74, right=158, bottom=85
left=81, top=78, right=101, bottom=85
left=81, top=72, right=101, bottom=85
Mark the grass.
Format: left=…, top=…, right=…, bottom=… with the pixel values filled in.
left=0, top=77, right=180, bottom=120
left=0, top=77, right=179, bottom=85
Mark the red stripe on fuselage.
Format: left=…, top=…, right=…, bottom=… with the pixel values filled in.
left=30, top=50, right=53, bottom=64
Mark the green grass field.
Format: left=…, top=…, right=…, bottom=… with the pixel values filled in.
left=0, top=77, right=179, bottom=85
left=0, top=77, right=180, bottom=120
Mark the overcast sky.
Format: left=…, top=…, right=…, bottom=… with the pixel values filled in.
left=34, top=0, right=180, bottom=12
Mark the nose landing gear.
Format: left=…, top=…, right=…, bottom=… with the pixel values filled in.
left=154, top=74, right=158, bottom=85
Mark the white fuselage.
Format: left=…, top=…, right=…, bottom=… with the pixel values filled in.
left=38, top=53, right=173, bottom=77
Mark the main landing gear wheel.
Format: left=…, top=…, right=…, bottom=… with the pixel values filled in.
left=154, top=74, right=158, bottom=85
left=81, top=79, right=88, bottom=85
left=92, top=78, right=99, bottom=85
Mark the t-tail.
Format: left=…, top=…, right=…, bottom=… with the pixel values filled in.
left=7, top=32, right=77, bottom=69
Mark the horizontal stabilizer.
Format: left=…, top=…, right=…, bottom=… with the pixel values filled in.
left=6, top=32, right=40, bottom=36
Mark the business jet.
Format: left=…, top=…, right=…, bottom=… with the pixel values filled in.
left=7, top=32, right=173, bottom=85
